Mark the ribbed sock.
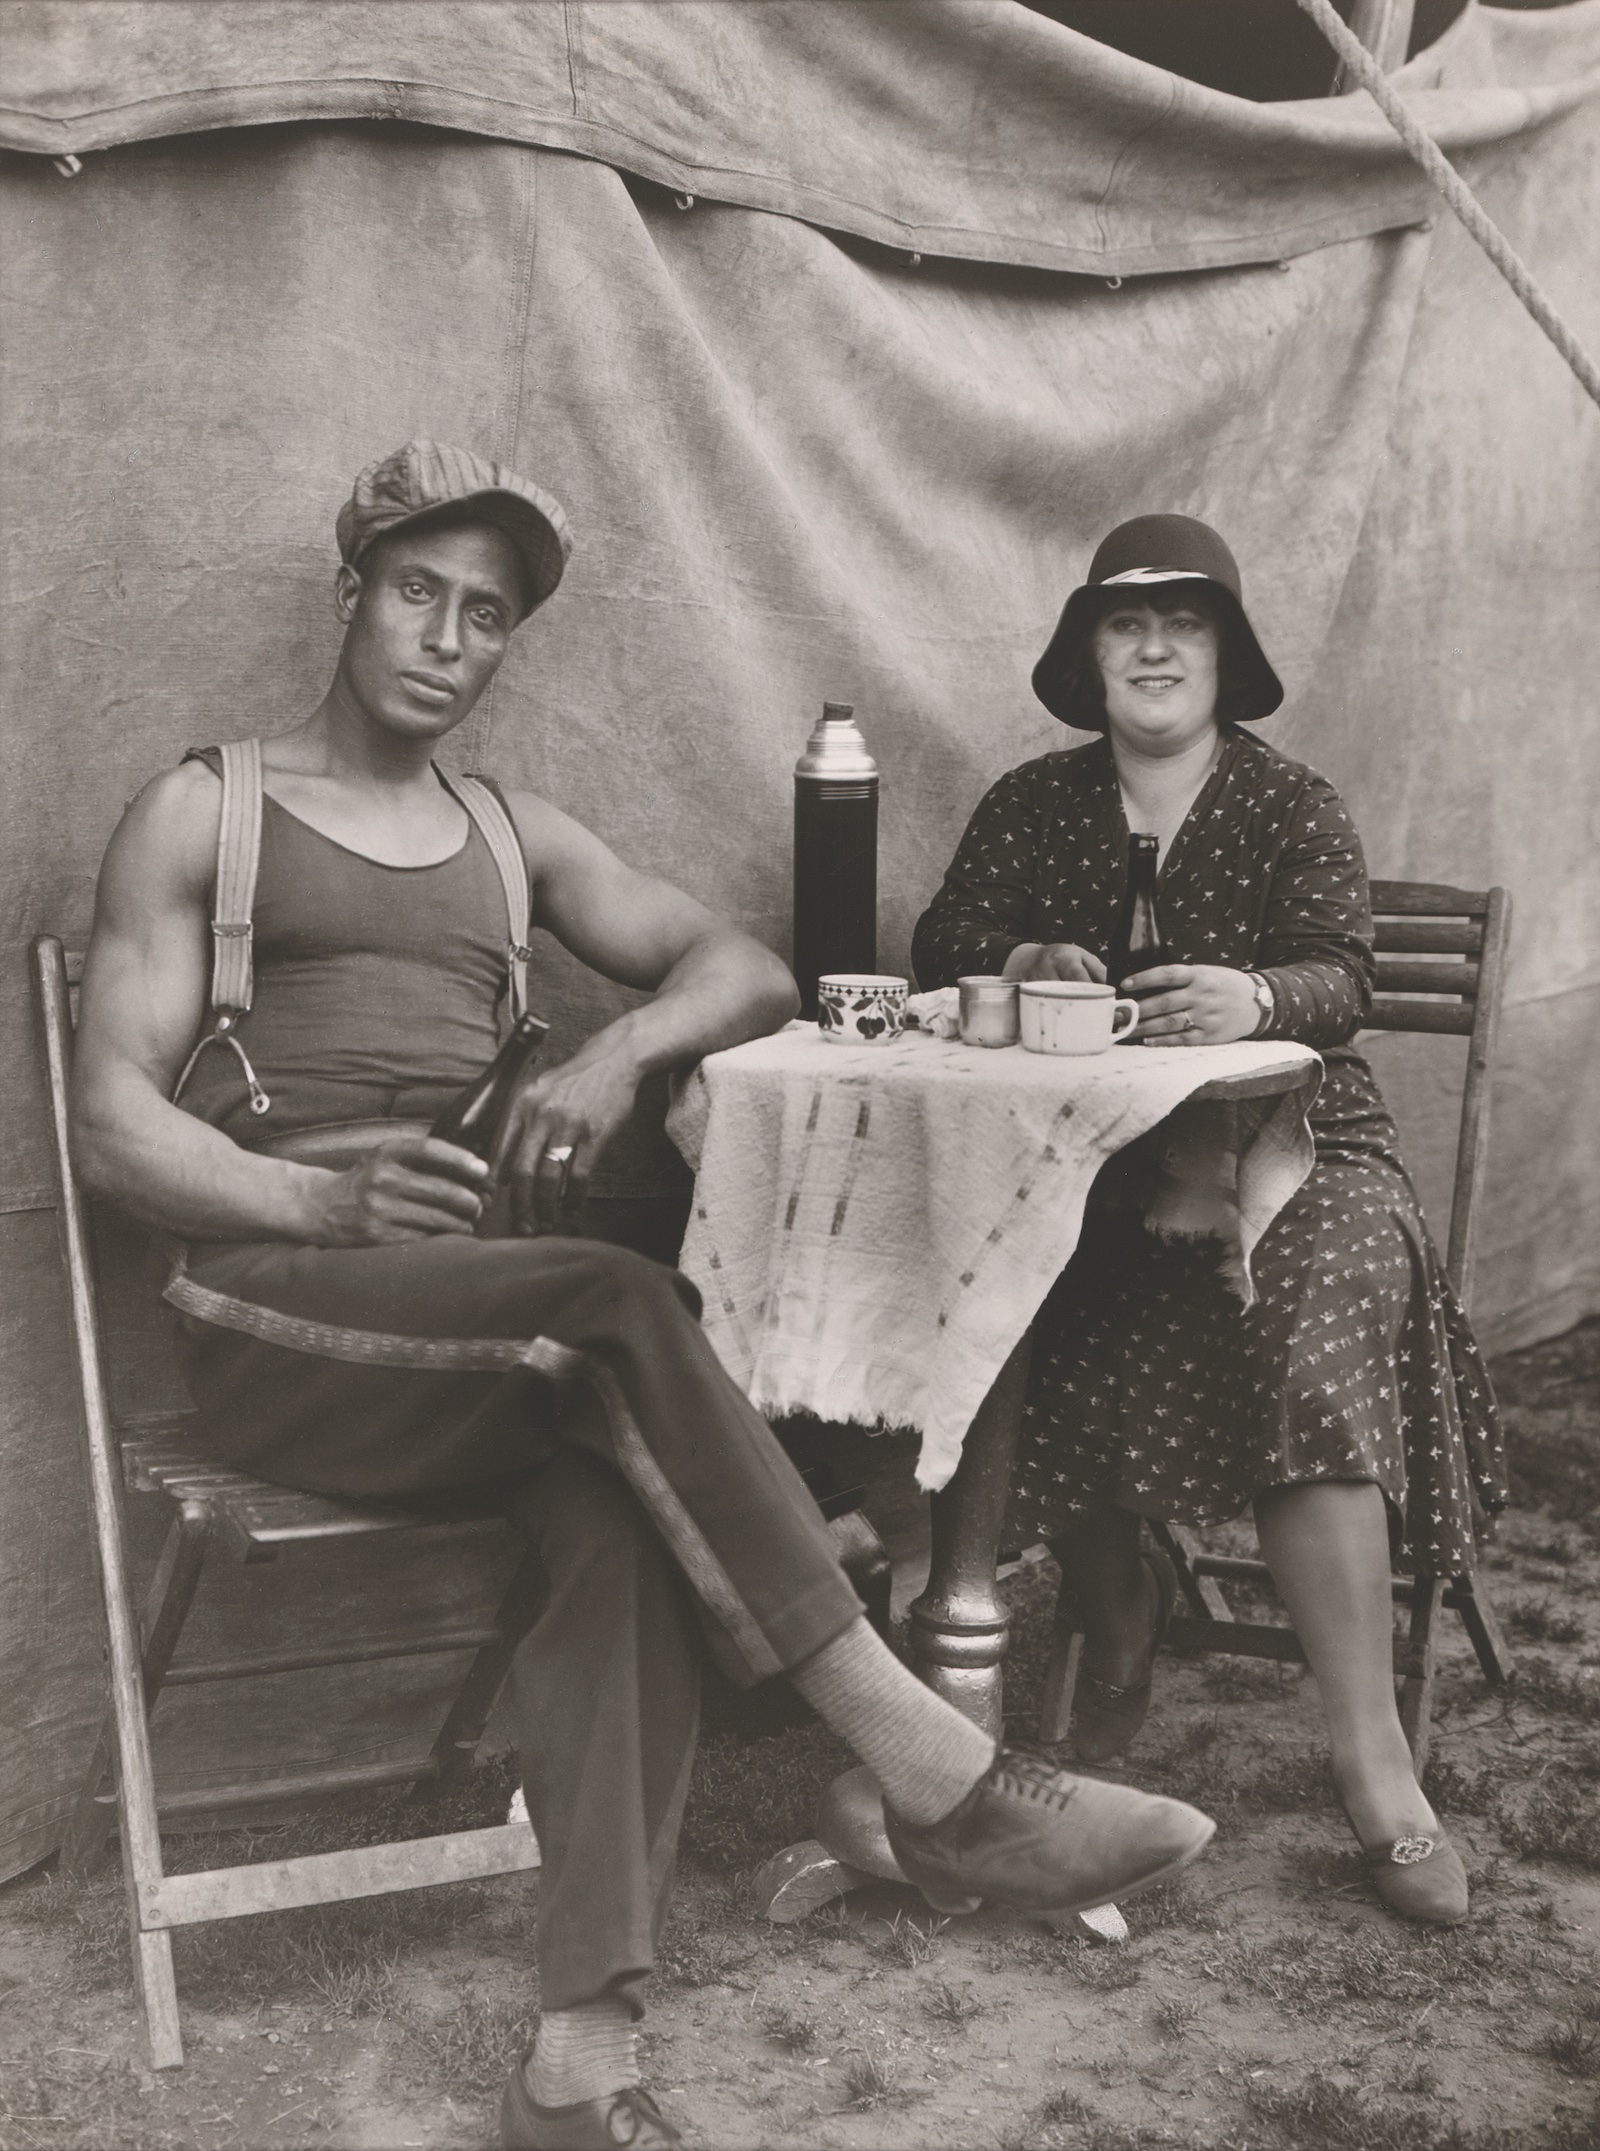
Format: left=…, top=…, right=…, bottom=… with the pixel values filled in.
left=788, top=1615, right=996, bottom=1826
left=524, top=1999, right=639, bottom=2108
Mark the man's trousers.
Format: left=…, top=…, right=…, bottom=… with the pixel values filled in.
left=165, top=1232, right=864, bottom=2013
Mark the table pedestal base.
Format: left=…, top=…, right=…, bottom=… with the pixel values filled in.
left=907, top=1334, right=1033, bottom=1740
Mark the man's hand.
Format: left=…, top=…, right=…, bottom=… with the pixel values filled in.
left=1003, top=942, right=1108, bottom=984
left=307, top=1137, right=490, bottom=1245
left=1123, top=964, right=1259, bottom=1046
left=493, top=1039, right=645, bottom=1236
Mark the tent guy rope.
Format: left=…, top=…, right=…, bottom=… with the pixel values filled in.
left=1295, top=0, right=1600, bottom=412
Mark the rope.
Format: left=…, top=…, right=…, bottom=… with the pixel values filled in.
left=1293, top=0, right=1600, bottom=412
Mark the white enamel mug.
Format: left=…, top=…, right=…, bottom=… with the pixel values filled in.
left=1018, top=980, right=1140, bottom=1055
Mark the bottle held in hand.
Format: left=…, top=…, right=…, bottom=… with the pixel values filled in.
left=430, top=1011, right=550, bottom=1164
left=1110, top=833, right=1175, bottom=991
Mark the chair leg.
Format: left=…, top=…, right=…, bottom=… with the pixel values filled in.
left=61, top=1501, right=212, bottom=1877
left=428, top=1550, right=548, bottom=1795
left=1149, top=1519, right=1235, bottom=1622
left=131, top=1924, right=184, bottom=2071
left=1398, top=1575, right=1445, bottom=1775
left=1038, top=1587, right=1084, bottom=1747
left=1452, top=1572, right=1515, bottom=1689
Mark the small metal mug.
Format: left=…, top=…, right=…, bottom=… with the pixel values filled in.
left=957, top=976, right=1020, bottom=1048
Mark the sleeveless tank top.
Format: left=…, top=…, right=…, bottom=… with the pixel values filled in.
left=177, top=750, right=516, bottom=1144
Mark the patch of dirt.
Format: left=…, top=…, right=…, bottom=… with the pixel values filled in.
left=2, top=1323, right=1598, bottom=2151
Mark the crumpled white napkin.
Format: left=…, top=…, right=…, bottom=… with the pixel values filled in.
left=904, top=987, right=960, bottom=1039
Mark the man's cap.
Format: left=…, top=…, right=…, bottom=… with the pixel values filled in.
left=336, top=439, right=572, bottom=619
left=1031, top=512, right=1283, bottom=730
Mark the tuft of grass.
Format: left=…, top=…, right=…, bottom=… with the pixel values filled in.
left=1506, top=1595, right=1586, bottom=1645
left=1543, top=2016, right=1600, bottom=2078
left=302, top=1936, right=399, bottom=2019
left=840, top=2049, right=899, bottom=2110
left=923, top=1977, right=984, bottom=2030
left=1241, top=1745, right=1336, bottom=1814
left=1151, top=1993, right=1203, bottom=2039
left=762, top=2003, right=818, bottom=2053
left=874, top=1910, right=948, bottom=1970
left=1036, top=2088, right=1093, bottom=2125
left=1204, top=1658, right=1296, bottom=1702
left=1516, top=1656, right=1600, bottom=1723
left=1069, top=1941, right=1146, bottom=1992
left=401, top=1984, right=535, bottom=2097
left=1501, top=1775, right=1600, bottom=1870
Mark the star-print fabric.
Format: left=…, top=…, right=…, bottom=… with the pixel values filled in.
left=911, top=730, right=1505, bottom=1575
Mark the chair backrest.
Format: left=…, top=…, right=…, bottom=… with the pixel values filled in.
left=1364, top=880, right=1512, bottom=1313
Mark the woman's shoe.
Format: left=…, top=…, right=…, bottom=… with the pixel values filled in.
left=1363, top=1832, right=1470, bottom=1925
left=1070, top=1547, right=1177, bottom=1765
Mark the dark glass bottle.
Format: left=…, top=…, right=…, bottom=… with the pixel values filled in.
left=1110, top=833, right=1175, bottom=989
left=793, top=702, right=878, bottom=1019
left=429, top=1011, right=550, bottom=1161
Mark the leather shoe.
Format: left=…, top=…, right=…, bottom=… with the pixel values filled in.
left=883, top=1745, right=1214, bottom=1916
left=1071, top=1547, right=1177, bottom=1765
left=500, top=2062, right=682, bottom=2149
left=1365, top=1832, right=1470, bottom=1926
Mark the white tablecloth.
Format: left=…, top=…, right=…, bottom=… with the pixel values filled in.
left=667, top=1025, right=1321, bottom=1490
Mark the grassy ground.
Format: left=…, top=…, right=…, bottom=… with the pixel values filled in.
left=1, top=1321, right=1597, bottom=2151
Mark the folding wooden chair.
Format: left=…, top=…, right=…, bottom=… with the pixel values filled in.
left=1039, top=881, right=1516, bottom=1769
left=32, top=934, right=572, bottom=2069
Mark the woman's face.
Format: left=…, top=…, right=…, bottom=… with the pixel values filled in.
left=1093, top=596, right=1221, bottom=755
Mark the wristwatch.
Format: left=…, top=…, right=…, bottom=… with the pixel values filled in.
left=1246, top=972, right=1274, bottom=1037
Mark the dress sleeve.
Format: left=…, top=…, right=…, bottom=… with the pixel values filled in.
left=1254, top=774, right=1374, bottom=1048
left=911, top=764, right=1044, bottom=989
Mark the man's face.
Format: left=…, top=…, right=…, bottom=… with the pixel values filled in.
left=334, top=521, right=527, bottom=742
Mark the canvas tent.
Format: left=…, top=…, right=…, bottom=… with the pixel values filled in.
left=1, top=0, right=1596, bottom=1887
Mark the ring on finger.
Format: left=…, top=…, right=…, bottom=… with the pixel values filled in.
left=543, top=1144, right=576, bottom=1170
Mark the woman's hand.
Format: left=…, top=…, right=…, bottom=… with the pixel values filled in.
left=1124, top=964, right=1260, bottom=1046
left=1003, top=942, right=1108, bottom=985
left=306, top=1137, right=489, bottom=1245
left=494, top=1039, right=647, bottom=1236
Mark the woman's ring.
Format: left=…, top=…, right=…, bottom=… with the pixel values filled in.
left=544, top=1145, right=575, bottom=1168
left=1179, top=1013, right=1196, bottom=1032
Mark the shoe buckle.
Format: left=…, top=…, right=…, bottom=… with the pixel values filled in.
left=1388, top=1834, right=1436, bottom=1866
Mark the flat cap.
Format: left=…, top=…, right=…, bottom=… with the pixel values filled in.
left=336, top=439, right=571, bottom=618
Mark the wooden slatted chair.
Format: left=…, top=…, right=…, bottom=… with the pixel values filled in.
left=1039, top=881, right=1516, bottom=1770
left=34, top=933, right=560, bottom=2069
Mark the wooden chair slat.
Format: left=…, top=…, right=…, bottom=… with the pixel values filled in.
left=1364, top=999, right=1475, bottom=1036
left=1368, top=879, right=1491, bottom=917
left=1372, top=917, right=1483, bottom=955
left=1372, top=958, right=1480, bottom=998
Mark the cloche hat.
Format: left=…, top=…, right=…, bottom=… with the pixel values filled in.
left=1031, top=513, right=1283, bottom=730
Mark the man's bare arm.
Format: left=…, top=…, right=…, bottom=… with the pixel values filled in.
left=498, top=791, right=799, bottom=1224
left=72, top=765, right=487, bottom=1244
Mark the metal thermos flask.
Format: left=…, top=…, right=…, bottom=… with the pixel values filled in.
left=793, top=702, right=878, bottom=1019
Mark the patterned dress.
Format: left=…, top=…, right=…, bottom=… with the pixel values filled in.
left=911, top=730, right=1505, bottom=1576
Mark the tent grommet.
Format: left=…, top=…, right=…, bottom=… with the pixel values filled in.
left=1275, top=259, right=1292, bottom=272
left=1104, top=275, right=1123, bottom=290
left=909, top=251, right=922, bottom=266
left=53, top=154, right=83, bottom=178
left=674, top=192, right=695, bottom=211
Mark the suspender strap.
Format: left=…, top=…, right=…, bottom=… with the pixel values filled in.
left=172, top=737, right=270, bottom=1114
left=211, top=737, right=264, bottom=1015
left=447, top=772, right=535, bottom=1021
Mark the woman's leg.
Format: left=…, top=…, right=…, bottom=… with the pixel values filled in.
left=1054, top=1503, right=1154, bottom=1686
left=1251, top=1481, right=1437, bottom=1845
